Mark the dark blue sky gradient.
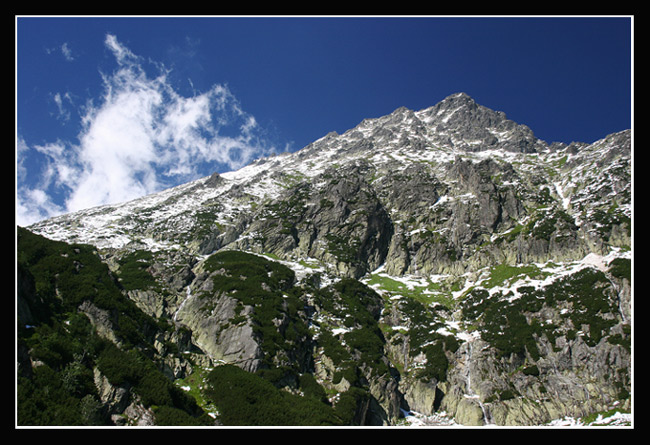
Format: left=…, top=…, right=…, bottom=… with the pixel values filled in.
left=16, top=16, right=633, bottom=223
left=18, top=16, right=632, bottom=148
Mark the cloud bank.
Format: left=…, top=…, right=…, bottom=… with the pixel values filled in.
left=17, top=34, right=278, bottom=226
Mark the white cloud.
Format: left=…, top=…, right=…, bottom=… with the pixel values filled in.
left=45, top=42, right=75, bottom=61
left=104, top=34, right=136, bottom=66
left=17, top=34, right=277, bottom=226
left=61, top=42, right=74, bottom=61
left=52, top=92, right=72, bottom=121
left=16, top=188, right=66, bottom=228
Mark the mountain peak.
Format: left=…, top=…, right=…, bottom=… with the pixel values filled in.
left=427, top=92, right=477, bottom=112
left=444, top=91, right=475, bottom=102
left=299, top=92, right=544, bottom=160
left=414, top=92, right=542, bottom=153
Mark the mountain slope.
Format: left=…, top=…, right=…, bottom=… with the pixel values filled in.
left=21, top=92, right=632, bottom=426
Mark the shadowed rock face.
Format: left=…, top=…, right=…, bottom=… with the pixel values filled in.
left=238, top=162, right=394, bottom=279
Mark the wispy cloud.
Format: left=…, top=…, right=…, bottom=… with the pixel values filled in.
left=45, top=42, right=75, bottom=61
left=51, top=92, right=73, bottom=121
left=17, top=34, right=278, bottom=226
left=61, top=42, right=74, bottom=61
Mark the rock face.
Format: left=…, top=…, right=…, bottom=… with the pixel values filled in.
left=22, top=93, right=632, bottom=427
left=236, top=161, right=394, bottom=279
left=175, top=287, right=263, bottom=372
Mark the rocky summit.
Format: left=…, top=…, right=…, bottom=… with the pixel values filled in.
left=18, top=92, right=632, bottom=427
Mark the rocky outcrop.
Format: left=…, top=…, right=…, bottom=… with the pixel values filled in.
left=236, top=161, right=394, bottom=279
left=93, top=367, right=156, bottom=426
left=94, top=367, right=131, bottom=419
left=437, top=269, right=631, bottom=426
left=79, top=301, right=122, bottom=346
left=173, top=273, right=263, bottom=372
left=367, top=375, right=403, bottom=425
left=400, top=376, right=440, bottom=417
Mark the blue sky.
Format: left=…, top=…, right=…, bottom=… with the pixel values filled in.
left=16, top=16, right=633, bottom=226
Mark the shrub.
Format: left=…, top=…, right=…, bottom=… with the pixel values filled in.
left=299, top=373, right=328, bottom=403
left=204, top=364, right=340, bottom=426
left=419, top=342, right=449, bottom=382
left=522, top=365, right=540, bottom=376
left=153, top=405, right=209, bottom=426
left=333, top=387, right=370, bottom=425
left=609, top=258, right=631, bottom=280
left=116, top=250, right=159, bottom=290
left=17, top=365, right=87, bottom=425
left=315, top=279, right=389, bottom=378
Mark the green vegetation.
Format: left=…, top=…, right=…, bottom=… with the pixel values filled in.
left=274, top=171, right=307, bottom=189
left=483, top=263, right=545, bottom=289
left=17, top=228, right=158, bottom=349
left=319, top=197, right=335, bottom=209
left=528, top=207, right=576, bottom=241
left=325, top=232, right=362, bottom=265
left=314, top=278, right=389, bottom=379
left=203, top=364, right=342, bottom=426
left=202, top=250, right=310, bottom=367
left=188, top=252, right=396, bottom=425
left=95, top=342, right=208, bottom=424
left=545, top=268, right=620, bottom=346
left=261, top=183, right=310, bottom=235
left=590, top=206, right=631, bottom=241
left=190, top=207, right=224, bottom=240
left=461, top=267, right=623, bottom=359
left=173, top=365, right=217, bottom=416
left=203, top=250, right=295, bottom=290
left=580, top=407, right=631, bottom=426
left=116, top=249, right=159, bottom=291
left=17, top=227, right=210, bottom=426
left=395, top=297, right=458, bottom=381
left=363, top=273, right=460, bottom=382
left=607, top=324, right=631, bottom=353
left=495, top=206, right=577, bottom=244
left=364, top=273, right=456, bottom=308
left=608, top=257, right=631, bottom=280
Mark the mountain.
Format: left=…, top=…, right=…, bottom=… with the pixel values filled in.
left=18, top=92, right=632, bottom=427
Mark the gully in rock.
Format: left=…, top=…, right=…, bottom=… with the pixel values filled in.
left=464, top=338, right=494, bottom=426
